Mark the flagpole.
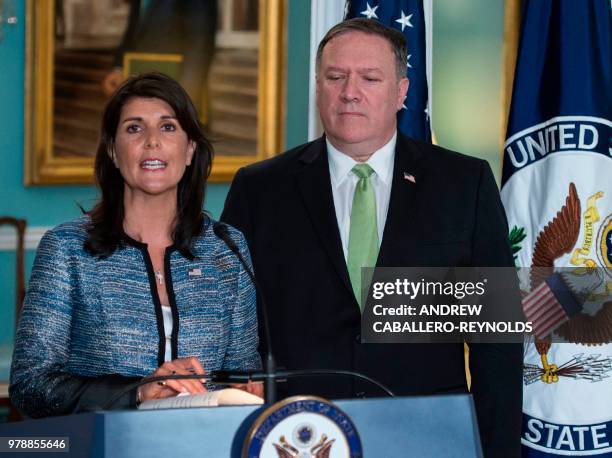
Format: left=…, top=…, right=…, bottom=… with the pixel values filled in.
left=499, top=0, right=521, bottom=174
left=307, top=0, right=345, bottom=141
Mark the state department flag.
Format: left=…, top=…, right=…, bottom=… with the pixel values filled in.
left=500, top=1, right=612, bottom=456
left=346, top=0, right=432, bottom=142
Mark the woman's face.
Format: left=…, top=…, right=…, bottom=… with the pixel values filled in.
left=112, top=97, right=195, bottom=199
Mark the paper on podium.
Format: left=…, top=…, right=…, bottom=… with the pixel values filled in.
left=138, top=388, right=264, bottom=410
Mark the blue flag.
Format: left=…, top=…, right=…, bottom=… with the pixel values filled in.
left=346, top=0, right=431, bottom=142
left=500, top=1, right=612, bottom=456
left=501, top=0, right=611, bottom=186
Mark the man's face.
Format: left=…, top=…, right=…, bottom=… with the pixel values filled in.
left=316, top=31, right=409, bottom=158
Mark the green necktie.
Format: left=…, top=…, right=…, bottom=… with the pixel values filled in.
left=347, top=164, right=378, bottom=308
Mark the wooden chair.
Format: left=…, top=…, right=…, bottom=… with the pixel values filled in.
left=0, top=217, right=26, bottom=323
left=0, top=216, right=26, bottom=421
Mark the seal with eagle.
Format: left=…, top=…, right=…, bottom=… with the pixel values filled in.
left=522, top=183, right=612, bottom=385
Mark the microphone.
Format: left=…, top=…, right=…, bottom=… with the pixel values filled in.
left=212, top=221, right=278, bottom=403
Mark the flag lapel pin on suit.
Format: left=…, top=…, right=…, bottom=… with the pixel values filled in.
left=403, top=172, right=416, bottom=183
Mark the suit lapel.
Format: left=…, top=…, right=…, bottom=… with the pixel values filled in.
left=377, top=134, right=426, bottom=267
left=295, top=138, right=355, bottom=298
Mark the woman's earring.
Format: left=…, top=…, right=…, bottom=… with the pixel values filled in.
left=109, top=148, right=118, bottom=167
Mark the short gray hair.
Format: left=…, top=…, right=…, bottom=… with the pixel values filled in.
left=315, top=18, right=408, bottom=80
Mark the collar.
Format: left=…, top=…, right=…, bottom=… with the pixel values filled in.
left=327, top=132, right=396, bottom=187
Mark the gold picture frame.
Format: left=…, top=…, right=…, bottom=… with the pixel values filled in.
left=123, top=52, right=184, bottom=79
left=25, top=0, right=286, bottom=184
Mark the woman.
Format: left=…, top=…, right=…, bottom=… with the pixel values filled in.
left=10, top=73, right=261, bottom=418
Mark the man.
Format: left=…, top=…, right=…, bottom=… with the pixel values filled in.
left=222, top=18, right=522, bottom=456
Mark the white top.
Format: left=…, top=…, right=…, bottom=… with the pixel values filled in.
left=161, top=305, right=173, bottom=362
left=327, top=133, right=396, bottom=260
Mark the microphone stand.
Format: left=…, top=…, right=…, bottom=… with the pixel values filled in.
left=213, top=222, right=277, bottom=403
left=102, top=369, right=395, bottom=410
left=102, top=221, right=396, bottom=411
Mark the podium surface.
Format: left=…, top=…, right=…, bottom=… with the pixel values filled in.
left=0, top=394, right=482, bottom=457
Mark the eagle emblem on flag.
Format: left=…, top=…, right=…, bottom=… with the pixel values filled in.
left=519, top=183, right=612, bottom=385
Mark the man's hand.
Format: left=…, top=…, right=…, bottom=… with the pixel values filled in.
left=102, top=68, right=126, bottom=97
left=231, top=380, right=264, bottom=399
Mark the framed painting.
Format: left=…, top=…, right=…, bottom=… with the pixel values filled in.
left=25, top=0, right=286, bottom=184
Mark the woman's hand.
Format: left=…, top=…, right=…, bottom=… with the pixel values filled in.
left=138, top=357, right=207, bottom=402
left=231, top=381, right=264, bottom=399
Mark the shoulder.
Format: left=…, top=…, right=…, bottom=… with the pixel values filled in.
left=190, top=217, right=248, bottom=258
left=397, top=136, right=493, bottom=194
left=396, top=135, right=498, bottom=208
left=29, top=216, right=94, bottom=276
left=402, top=135, right=487, bottom=176
left=236, top=138, right=323, bottom=180
left=38, top=215, right=90, bottom=253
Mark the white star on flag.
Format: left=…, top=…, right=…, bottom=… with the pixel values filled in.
left=360, top=2, right=379, bottom=19
left=346, top=0, right=431, bottom=142
left=395, top=10, right=413, bottom=31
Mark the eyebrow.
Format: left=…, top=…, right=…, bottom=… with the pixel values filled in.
left=121, top=115, right=177, bottom=124
left=324, top=66, right=383, bottom=73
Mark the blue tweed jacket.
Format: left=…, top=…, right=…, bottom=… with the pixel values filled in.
left=10, top=216, right=260, bottom=417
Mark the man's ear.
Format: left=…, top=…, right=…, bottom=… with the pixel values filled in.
left=186, top=141, right=196, bottom=166
left=396, top=77, right=409, bottom=111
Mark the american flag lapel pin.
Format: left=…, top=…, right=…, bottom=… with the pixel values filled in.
left=188, top=268, right=202, bottom=276
left=403, top=172, right=416, bottom=183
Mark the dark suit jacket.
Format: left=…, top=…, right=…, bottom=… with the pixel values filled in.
left=221, top=133, right=522, bottom=457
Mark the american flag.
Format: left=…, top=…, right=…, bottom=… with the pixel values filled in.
left=522, top=281, right=565, bottom=339
left=346, top=0, right=432, bottom=142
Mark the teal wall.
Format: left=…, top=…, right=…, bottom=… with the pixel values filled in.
left=0, top=0, right=311, bottom=353
left=432, top=0, right=505, bottom=180
left=285, top=1, right=311, bottom=148
left=0, top=0, right=30, bottom=354
left=1, top=0, right=506, bottom=360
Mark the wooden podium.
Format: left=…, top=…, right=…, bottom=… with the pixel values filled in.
left=0, top=395, right=482, bottom=457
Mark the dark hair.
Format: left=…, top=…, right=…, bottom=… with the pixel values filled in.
left=85, top=72, right=213, bottom=259
left=316, top=18, right=407, bottom=80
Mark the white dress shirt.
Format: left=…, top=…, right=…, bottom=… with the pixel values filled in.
left=327, top=133, right=396, bottom=260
